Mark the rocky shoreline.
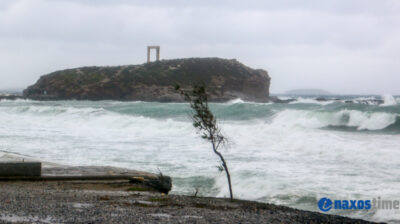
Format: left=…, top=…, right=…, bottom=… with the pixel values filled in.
left=0, top=181, right=378, bottom=224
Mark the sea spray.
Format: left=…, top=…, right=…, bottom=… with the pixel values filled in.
left=381, top=94, right=397, bottom=106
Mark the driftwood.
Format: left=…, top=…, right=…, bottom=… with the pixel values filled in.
left=130, top=172, right=172, bottom=194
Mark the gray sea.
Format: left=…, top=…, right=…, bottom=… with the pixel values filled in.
left=0, top=94, right=399, bottom=223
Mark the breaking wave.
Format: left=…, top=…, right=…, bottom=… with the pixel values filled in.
left=0, top=99, right=399, bottom=133
left=271, top=109, right=399, bottom=132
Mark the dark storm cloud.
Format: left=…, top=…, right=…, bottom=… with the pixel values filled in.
left=0, top=0, right=399, bottom=94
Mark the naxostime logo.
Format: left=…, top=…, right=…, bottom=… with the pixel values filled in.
left=318, top=197, right=400, bottom=212
left=318, top=197, right=371, bottom=212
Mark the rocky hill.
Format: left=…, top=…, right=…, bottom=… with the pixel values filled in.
left=23, top=58, right=271, bottom=102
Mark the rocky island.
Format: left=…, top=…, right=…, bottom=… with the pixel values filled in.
left=23, top=58, right=271, bottom=102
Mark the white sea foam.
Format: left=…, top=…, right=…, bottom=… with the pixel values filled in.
left=224, top=98, right=270, bottom=105
left=381, top=94, right=397, bottom=106
left=289, top=97, right=336, bottom=105
left=269, top=109, right=397, bottom=131
left=350, top=96, right=381, bottom=105
left=0, top=100, right=399, bottom=223
left=226, top=98, right=245, bottom=104
left=277, top=96, right=293, bottom=100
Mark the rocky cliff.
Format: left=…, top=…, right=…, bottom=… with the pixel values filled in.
left=23, top=58, right=271, bottom=102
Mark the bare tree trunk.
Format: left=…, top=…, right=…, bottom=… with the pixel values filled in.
left=213, top=144, right=233, bottom=200
left=221, top=156, right=233, bottom=200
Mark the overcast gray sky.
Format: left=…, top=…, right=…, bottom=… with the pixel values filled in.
left=0, top=0, right=399, bottom=94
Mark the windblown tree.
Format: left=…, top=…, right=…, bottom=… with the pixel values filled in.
left=176, top=85, right=233, bottom=199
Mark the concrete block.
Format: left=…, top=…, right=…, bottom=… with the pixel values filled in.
left=0, top=162, right=41, bottom=177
